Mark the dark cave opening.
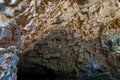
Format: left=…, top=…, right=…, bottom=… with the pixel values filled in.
left=17, top=69, right=56, bottom=80
left=17, top=73, right=55, bottom=80
left=17, top=64, right=56, bottom=80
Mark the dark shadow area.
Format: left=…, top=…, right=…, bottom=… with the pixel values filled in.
left=17, top=29, right=120, bottom=80
left=17, top=62, right=56, bottom=80
left=17, top=29, right=77, bottom=80
left=17, top=73, right=55, bottom=80
left=17, top=67, right=56, bottom=80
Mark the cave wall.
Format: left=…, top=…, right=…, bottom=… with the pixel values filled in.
left=0, top=0, right=120, bottom=80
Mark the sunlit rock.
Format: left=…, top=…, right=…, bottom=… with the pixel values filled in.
left=0, top=0, right=120, bottom=80
left=0, top=21, right=21, bottom=80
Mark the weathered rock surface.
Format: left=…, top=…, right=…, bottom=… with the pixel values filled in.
left=18, top=28, right=120, bottom=80
left=1, top=0, right=120, bottom=80
left=17, top=0, right=120, bottom=79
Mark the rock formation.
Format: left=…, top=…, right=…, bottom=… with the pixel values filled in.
left=0, top=0, right=120, bottom=80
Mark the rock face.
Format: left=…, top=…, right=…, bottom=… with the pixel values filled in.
left=1, top=0, right=120, bottom=80
left=18, top=0, right=120, bottom=79
left=18, top=28, right=120, bottom=80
